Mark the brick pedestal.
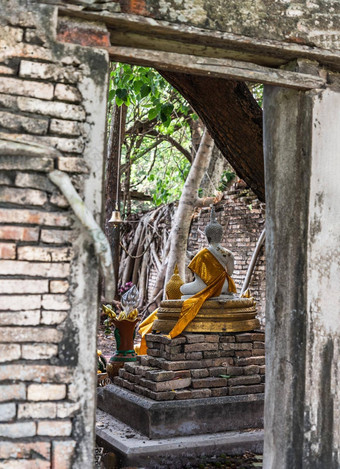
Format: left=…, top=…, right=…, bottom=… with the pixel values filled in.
left=113, top=331, right=265, bottom=401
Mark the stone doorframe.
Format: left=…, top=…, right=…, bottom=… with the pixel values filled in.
left=56, top=10, right=340, bottom=469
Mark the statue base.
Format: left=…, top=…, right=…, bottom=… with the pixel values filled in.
left=153, top=297, right=260, bottom=333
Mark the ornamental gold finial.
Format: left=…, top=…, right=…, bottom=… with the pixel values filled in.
left=165, top=264, right=184, bottom=300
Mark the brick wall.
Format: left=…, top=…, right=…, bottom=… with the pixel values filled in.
left=0, top=1, right=108, bottom=467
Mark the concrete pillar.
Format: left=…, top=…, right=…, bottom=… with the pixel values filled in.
left=263, top=86, right=340, bottom=468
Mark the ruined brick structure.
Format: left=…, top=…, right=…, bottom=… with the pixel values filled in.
left=1, top=0, right=339, bottom=467
left=115, top=332, right=265, bottom=401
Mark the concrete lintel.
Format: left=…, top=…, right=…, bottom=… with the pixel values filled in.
left=96, top=409, right=264, bottom=468
left=107, top=46, right=325, bottom=90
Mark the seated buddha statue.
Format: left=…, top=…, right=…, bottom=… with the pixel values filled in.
left=181, top=207, right=236, bottom=299
left=167, top=207, right=237, bottom=338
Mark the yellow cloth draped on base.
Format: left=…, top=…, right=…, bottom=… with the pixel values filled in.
left=135, top=309, right=158, bottom=355
left=167, top=248, right=236, bottom=339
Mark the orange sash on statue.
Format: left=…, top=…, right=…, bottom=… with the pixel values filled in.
left=167, top=248, right=236, bottom=339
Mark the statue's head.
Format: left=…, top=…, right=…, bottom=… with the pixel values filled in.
left=205, top=206, right=223, bottom=244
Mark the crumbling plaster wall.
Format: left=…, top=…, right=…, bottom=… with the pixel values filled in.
left=0, top=0, right=109, bottom=467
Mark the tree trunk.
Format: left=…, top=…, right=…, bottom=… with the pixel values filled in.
left=200, top=144, right=230, bottom=197
left=159, top=72, right=264, bottom=201
left=165, top=128, right=214, bottom=285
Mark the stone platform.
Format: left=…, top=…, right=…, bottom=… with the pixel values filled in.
left=97, top=385, right=264, bottom=439
left=113, top=331, right=265, bottom=401
left=96, top=408, right=264, bottom=468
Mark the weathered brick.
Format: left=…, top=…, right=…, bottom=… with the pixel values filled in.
left=21, top=344, right=58, bottom=360
left=259, top=365, right=266, bottom=374
left=0, top=242, right=16, bottom=259
left=236, top=356, right=265, bottom=366
left=57, top=157, right=89, bottom=173
left=50, top=119, right=81, bottom=137
left=163, top=344, right=182, bottom=354
left=163, top=352, right=186, bottom=361
left=119, top=369, right=141, bottom=384
left=1, top=459, right=50, bottom=468
left=2, top=41, right=52, bottom=62
left=50, top=192, right=69, bottom=208
left=41, top=310, right=68, bottom=325
left=37, top=419, right=72, bottom=436
left=8, top=132, right=84, bottom=154
left=134, top=385, right=175, bottom=401
left=0, top=327, right=62, bottom=343
left=27, top=384, right=66, bottom=401
left=0, top=155, right=54, bottom=172
left=18, top=96, right=85, bottom=120
left=0, top=76, right=54, bottom=100
left=204, top=334, right=220, bottom=343
left=184, top=342, right=219, bottom=353
left=0, top=279, right=48, bottom=294
left=18, top=246, right=73, bottom=262
left=185, top=352, right=203, bottom=360
left=15, top=172, right=55, bottom=192
left=0, top=173, right=12, bottom=185
left=203, top=350, right=221, bottom=359
left=211, top=387, right=229, bottom=397
left=0, top=295, right=41, bottom=311
left=0, top=365, right=72, bottom=383
left=229, top=384, right=264, bottom=396
left=0, top=208, right=72, bottom=226
left=219, top=335, right=236, bottom=343
left=0, top=65, right=16, bottom=75
left=235, top=350, right=252, bottom=358
left=228, top=375, right=261, bottom=386
left=40, top=229, right=74, bottom=244
left=147, top=348, right=161, bottom=357
left=20, top=60, right=81, bottom=84
left=175, top=388, right=212, bottom=399
left=226, top=366, right=244, bottom=376
left=254, top=341, right=265, bottom=349
left=49, top=280, right=69, bottom=294
left=0, top=226, right=39, bottom=241
left=192, top=377, right=228, bottom=388
left=0, top=261, right=70, bottom=278
left=42, top=294, right=70, bottom=310
left=222, top=342, right=253, bottom=351
left=55, top=83, right=82, bottom=102
left=0, top=441, right=50, bottom=459
left=139, top=377, right=191, bottom=392
left=0, top=344, right=21, bottom=362
left=0, top=422, right=36, bottom=438
left=235, top=333, right=264, bottom=342
left=56, top=402, right=80, bottom=418
left=182, top=334, right=205, bottom=344
left=0, top=111, right=49, bottom=135
left=0, top=384, right=26, bottom=402
left=191, top=368, right=209, bottom=379
left=52, top=440, right=76, bottom=469
left=209, top=366, right=227, bottom=377
left=252, top=349, right=265, bottom=356
left=0, top=402, right=16, bottom=421
left=0, top=310, right=40, bottom=326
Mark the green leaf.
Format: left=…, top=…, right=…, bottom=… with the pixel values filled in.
left=115, top=97, right=124, bottom=106
left=219, top=375, right=231, bottom=379
left=148, top=107, right=159, bottom=120
left=140, top=84, right=151, bottom=98
left=116, top=88, right=128, bottom=100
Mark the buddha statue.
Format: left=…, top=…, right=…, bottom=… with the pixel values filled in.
left=180, top=207, right=236, bottom=299
left=152, top=205, right=260, bottom=336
